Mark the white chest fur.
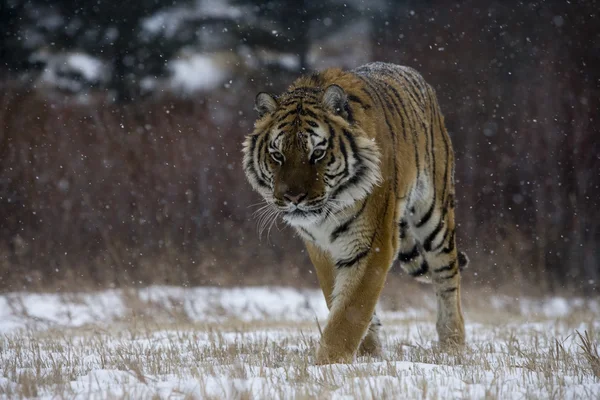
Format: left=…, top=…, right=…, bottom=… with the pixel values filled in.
left=295, top=213, right=369, bottom=263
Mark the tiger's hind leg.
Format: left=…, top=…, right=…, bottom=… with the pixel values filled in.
left=358, top=313, right=382, bottom=357
left=396, top=219, right=429, bottom=280
left=413, top=199, right=466, bottom=347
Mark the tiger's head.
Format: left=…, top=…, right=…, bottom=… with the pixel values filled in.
left=243, top=84, right=381, bottom=228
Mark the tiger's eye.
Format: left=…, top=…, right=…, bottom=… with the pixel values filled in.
left=271, top=152, right=284, bottom=164
left=312, top=149, right=325, bottom=160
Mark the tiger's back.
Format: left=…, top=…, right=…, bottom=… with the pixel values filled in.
left=243, top=62, right=466, bottom=364
left=352, top=63, right=464, bottom=278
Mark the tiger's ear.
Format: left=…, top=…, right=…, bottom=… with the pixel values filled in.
left=255, top=92, right=278, bottom=117
left=322, top=84, right=349, bottom=119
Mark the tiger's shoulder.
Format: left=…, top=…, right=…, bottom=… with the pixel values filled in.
left=290, top=62, right=432, bottom=126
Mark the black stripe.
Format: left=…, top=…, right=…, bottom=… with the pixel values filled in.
left=381, top=78, right=409, bottom=141
left=254, top=134, right=272, bottom=188
left=327, top=123, right=349, bottom=174
left=440, top=269, right=459, bottom=280
left=385, top=70, right=422, bottom=143
left=409, top=101, right=420, bottom=184
left=347, top=94, right=371, bottom=109
left=330, top=199, right=368, bottom=242
left=306, top=120, right=319, bottom=128
left=415, top=198, right=436, bottom=228
left=344, top=102, right=354, bottom=124
left=336, top=133, right=349, bottom=179
left=313, top=138, right=327, bottom=147
left=326, top=155, right=337, bottom=167
left=343, top=236, right=371, bottom=250
left=359, top=76, right=398, bottom=195
left=434, top=261, right=456, bottom=273
left=329, top=130, right=364, bottom=198
left=277, top=122, right=288, bottom=130
left=333, top=124, right=349, bottom=178
left=404, top=72, right=426, bottom=105
left=272, top=131, right=285, bottom=145
left=430, top=224, right=450, bottom=252
left=398, top=245, right=420, bottom=263
left=336, top=248, right=369, bottom=268
left=298, top=227, right=316, bottom=242
left=419, top=90, right=432, bottom=189
left=378, top=67, right=414, bottom=100
left=379, top=68, right=423, bottom=119
left=324, top=170, right=346, bottom=180
left=441, top=287, right=457, bottom=294
left=302, top=107, right=318, bottom=119
left=360, top=87, right=375, bottom=103
left=423, top=219, right=444, bottom=251
left=244, top=135, right=269, bottom=190
left=399, top=220, right=408, bottom=239
left=379, top=69, right=418, bottom=144
left=277, top=109, right=296, bottom=120
left=438, top=98, right=450, bottom=204
left=409, top=259, right=429, bottom=277
left=428, top=97, right=436, bottom=208
left=376, top=81, right=405, bottom=198
left=429, top=88, right=449, bottom=205
left=441, top=231, right=456, bottom=254
left=399, top=73, right=424, bottom=112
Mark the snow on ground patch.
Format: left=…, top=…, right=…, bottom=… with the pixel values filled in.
left=1, top=286, right=599, bottom=334
left=1, top=314, right=598, bottom=399
left=0, top=286, right=329, bottom=333
left=0, top=287, right=599, bottom=399
left=490, top=293, right=598, bottom=319
left=0, top=290, right=125, bottom=333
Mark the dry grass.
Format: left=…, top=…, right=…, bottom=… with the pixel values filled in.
left=0, top=288, right=599, bottom=399
left=578, top=330, right=600, bottom=380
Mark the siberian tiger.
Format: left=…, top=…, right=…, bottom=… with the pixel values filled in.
left=242, top=62, right=467, bottom=364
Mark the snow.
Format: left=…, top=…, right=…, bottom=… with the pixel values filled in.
left=142, top=0, right=242, bottom=37
left=1, top=286, right=598, bottom=334
left=490, top=294, right=596, bottom=318
left=0, top=286, right=327, bottom=333
left=0, top=290, right=124, bottom=333
left=0, top=287, right=599, bottom=399
left=168, top=53, right=230, bottom=93
left=34, top=51, right=109, bottom=93
left=65, top=54, right=107, bottom=82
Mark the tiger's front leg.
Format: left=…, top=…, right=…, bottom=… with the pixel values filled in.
left=315, top=241, right=394, bottom=364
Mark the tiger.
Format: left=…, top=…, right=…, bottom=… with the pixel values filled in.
left=242, top=62, right=467, bottom=364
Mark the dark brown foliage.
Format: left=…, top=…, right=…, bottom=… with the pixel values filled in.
left=372, top=1, right=600, bottom=293
left=0, top=84, right=311, bottom=291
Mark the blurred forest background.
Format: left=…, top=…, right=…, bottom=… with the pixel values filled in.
left=0, top=0, right=598, bottom=294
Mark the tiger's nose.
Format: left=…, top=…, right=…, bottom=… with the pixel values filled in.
left=284, top=192, right=307, bottom=205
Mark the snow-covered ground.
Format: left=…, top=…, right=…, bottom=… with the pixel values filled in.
left=1, top=286, right=599, bottom=399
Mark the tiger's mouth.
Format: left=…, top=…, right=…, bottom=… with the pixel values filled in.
left=281, top=206, right=325, bottom=226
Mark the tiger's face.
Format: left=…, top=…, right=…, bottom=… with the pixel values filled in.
left=243, top=85, right=381, bottom=228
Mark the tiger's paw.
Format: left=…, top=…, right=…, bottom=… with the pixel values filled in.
left=436, top=321, right=466, bottom=349
left=315, top=342, right=355, bottom=365
left=437, top=336, right=465, bottom=351
left=358, top=332, right=383, bottom=358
